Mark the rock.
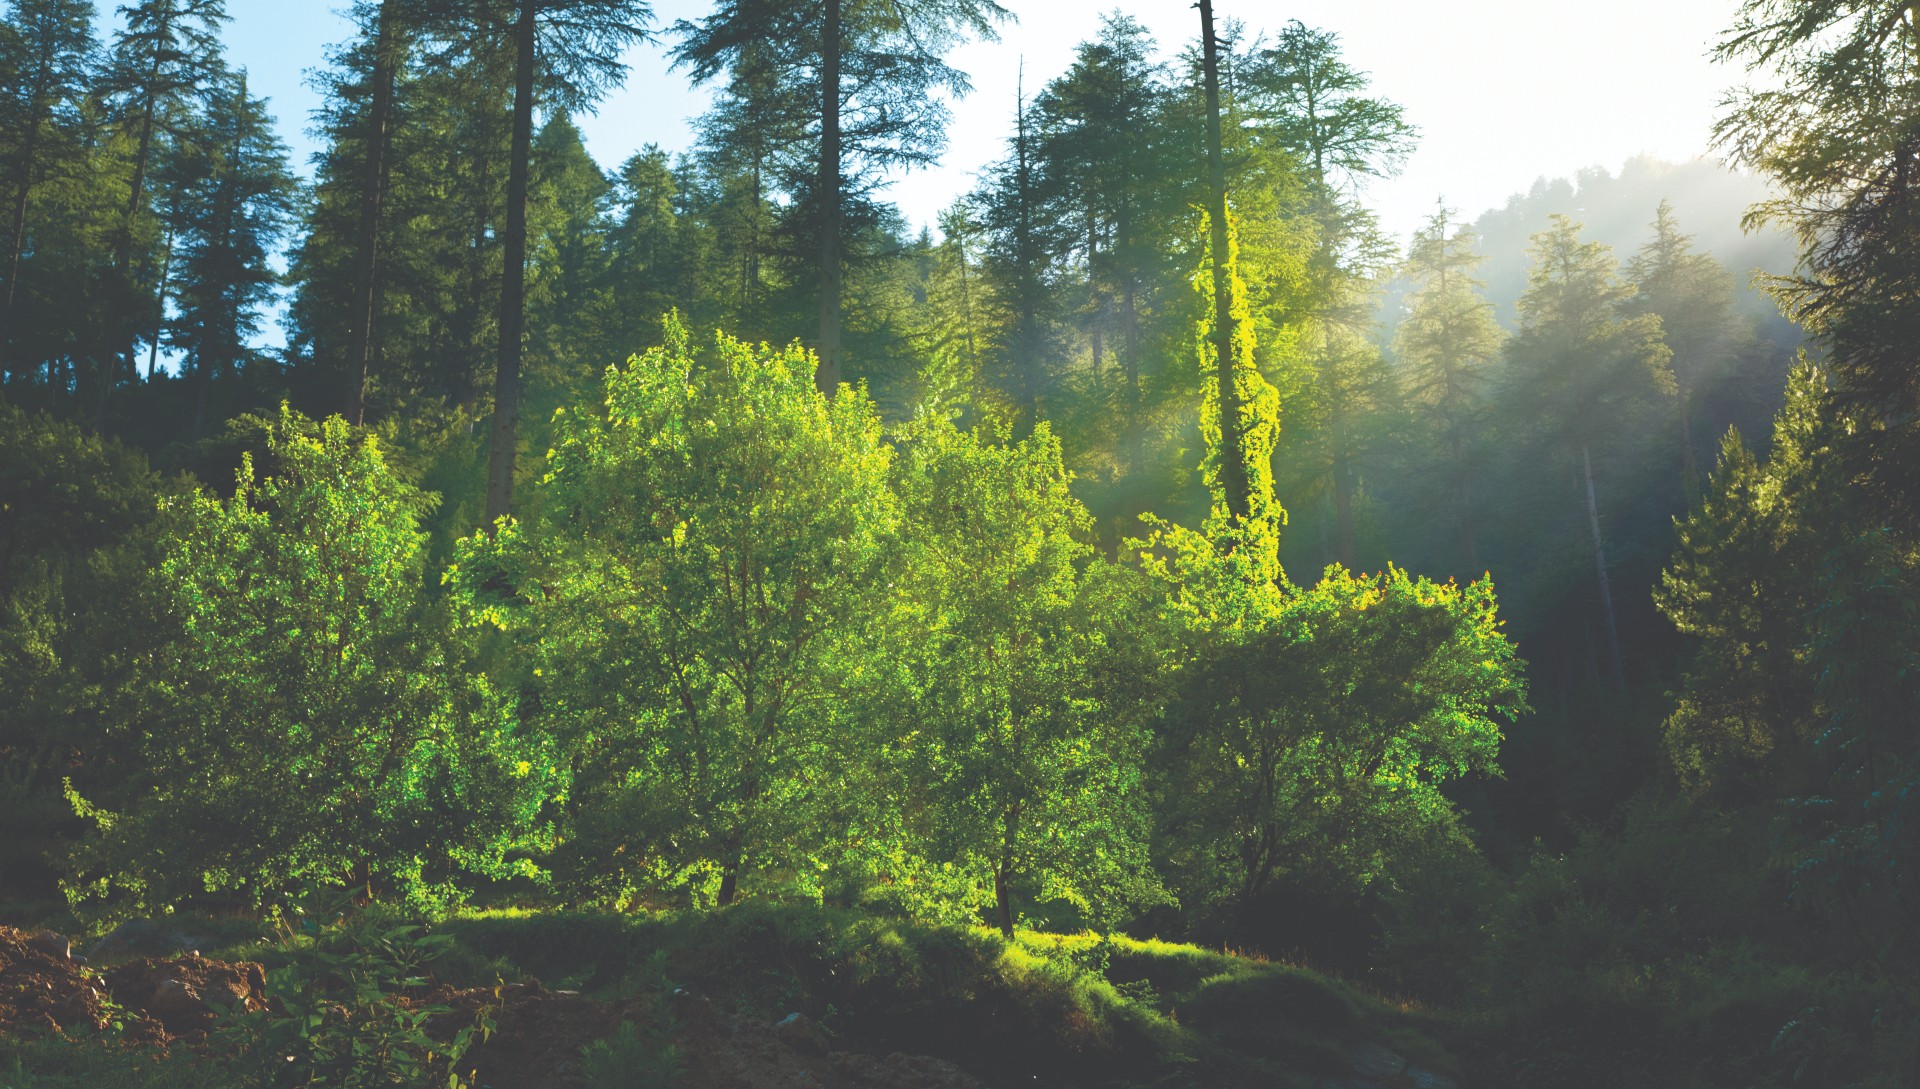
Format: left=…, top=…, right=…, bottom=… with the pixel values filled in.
left=26, top=930, right=72, bottom=960
left=103, top=955, right=268, bottom=1038
left=146, top=979, right=208, bottom=1033
left=773, top=1011, right=830, bottom=1056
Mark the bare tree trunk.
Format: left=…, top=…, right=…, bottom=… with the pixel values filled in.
left=1456, top=475, right=1479, bottom=573
left=1332, top=413, right=1356, bottom=567
left=104, top=27, right=169, bottom=424
left=993, top=865, right=1013, bottom=938
left=1011, top=70, right=1039, bottom=436
left=1676, top=378, right=1700, bottom=497
left=1583, top=444, right=1627, bottom=691
left=146, top=226, right=173, bottom=380
left=484, top=0, right=537, bottom=526
left=814, top=0, right=842, bottom=393
left=1199, top=0, right=1249, bottom=523
left=0, top=115, right=42, bottom=379
left=345, top=0, right=403, bottom=426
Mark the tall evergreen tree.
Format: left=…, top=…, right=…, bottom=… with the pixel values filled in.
left=1501, top=215, right=1672, bottom=691
left=157, top=69, right=295, bottom=437
left=0, top=0, right=94, bottom=382
left=1716, top=0, right=1920, bottom=530
left=97, top=0, right=229, bottom=413
left=1625, top=200, right=1740, bottom=494
left=1396, top=204, right=1503, bottom=574
left=1032, top=15, right=1179, bottom=481
left=672, top=0, right=1007, bottom=392
left=1241, top=19, right=1411, bottom=570
left=338, top=0, right=412, bottom=426
left=1196, top=0, right=1260, bottom=532
left=444, top=0, right=652, bottom=525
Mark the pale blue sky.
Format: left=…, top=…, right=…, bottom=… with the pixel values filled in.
left=194, top=0, right=1750, bottom=248
left=104, top=0, right=1746, bottom=356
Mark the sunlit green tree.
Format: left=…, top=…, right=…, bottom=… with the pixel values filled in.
left=892, top=415, right=1161, bottom=935
left=65, top=409, right=551, bottom=914
left=450, top=317, right=896, bottom=906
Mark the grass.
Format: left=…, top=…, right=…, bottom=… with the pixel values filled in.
left=444, top=902, right=1455, bottom=1085
left=2, top=902, right=1458, bottom=1087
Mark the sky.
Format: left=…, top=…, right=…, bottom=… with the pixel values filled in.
left=195, top=0, right=1755, bottom=251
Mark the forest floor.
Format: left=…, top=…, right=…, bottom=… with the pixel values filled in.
left=0, top=911, right=1462, bottom=1089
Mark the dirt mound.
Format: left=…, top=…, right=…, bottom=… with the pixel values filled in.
left=102, top=954, right=269, bottom=1037
left=0, top=925, right=115, bottom=1038
left=0, top=925, right=268, bottom=1047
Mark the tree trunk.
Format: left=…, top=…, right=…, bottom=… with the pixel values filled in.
left=146, top=227, right=173, bottom=380
left=993, top=864, right=1013, bottom=938
left=0, top=99, right=44, bottom=379
left=1332, top=417, right=1356, bottom=568
left=1676, top=378, right=1700, bottom=498
left=345, top=0, right=402, bottom=426
left=1456, top=476, right=1479, bottom=574
left=717, top=863, right=739, bottom=907
left=1086, top=207, right=1102, bottom=378
left=814, top=0, right=842, bottom=393
left=1120, top=215, right=1141, bottom=475
left=484, top=0, right=537, bottom=526
left=1013, top=74, right=1038, bottom=435
left=105, top=28, right=169, bottom=421
left=1199, top=0, right=1249, bottom=523
left=1582, top=444, right=1627, bottom=691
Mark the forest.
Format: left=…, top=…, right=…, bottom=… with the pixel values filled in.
left=0, top=0, right=1916, bottom=1087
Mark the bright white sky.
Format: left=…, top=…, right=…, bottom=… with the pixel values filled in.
left=211, top=0, right=1750, bottom=251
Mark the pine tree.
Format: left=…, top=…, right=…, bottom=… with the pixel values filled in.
left=672, top=0, right=1007, bottom=392
left=1241, top=19, right=1411, bottom=570
left=1625, top=200, right=1739, bottom=494
left=158, top=69, right=295, bottom=437
left=0, top=0, right=95, bottom=382
left=1396, top=204, right=1503, bottom=573
left=97, top=0, right=230, bottom=414
left=1716, top=0, right=1920, bottom=529
left=1032, top=14, right=1179, bottom=480
left=1502, top=215, right=1672, bottom=691
left=338, top=0, right=411, bottom=426
left=523, top=111, right=611, bottom=402
left=437, top=0, right=652, bottom=525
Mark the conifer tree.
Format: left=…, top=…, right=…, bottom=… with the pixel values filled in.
left=448, top=0, right=652, bottom=525
left=0, top=0, right=95, bottom=381
left=1242, top=20, right=1410, bottom=570
left=157, top=69, right=295, bottom=437
left=338, top=0, right=411, bottom=426
left=1717, top=0, right=1920, bottom=528
left=97, top=0, right=230, bottom=412
left=672, top=0, right=1007, bottom=392
left=1502, top=215, right=1672, bottom=690
left=1626, top=200, right=1739, bottom=493
left=1397, top=204, right=1503, bottom=573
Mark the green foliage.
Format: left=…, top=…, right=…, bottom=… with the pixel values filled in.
left=1160, top=566, right=1524, bottom=911
left=1716, top=0, right=1920, bottom=525
left=890, top=413, right=1163, bottom=932
left=578, top=1020, right=682, bottom=1089
left=0, top=403, right=165, bottom=896
left=64, top=408, right=553, bottom=915
left=447, top=901, right=1452, bottom=1086
left=450, top=316, right=896, bottom=905
left=210, top=913, right=494, bottom=1089
left=1192, top=207, right=1285, bottom=580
